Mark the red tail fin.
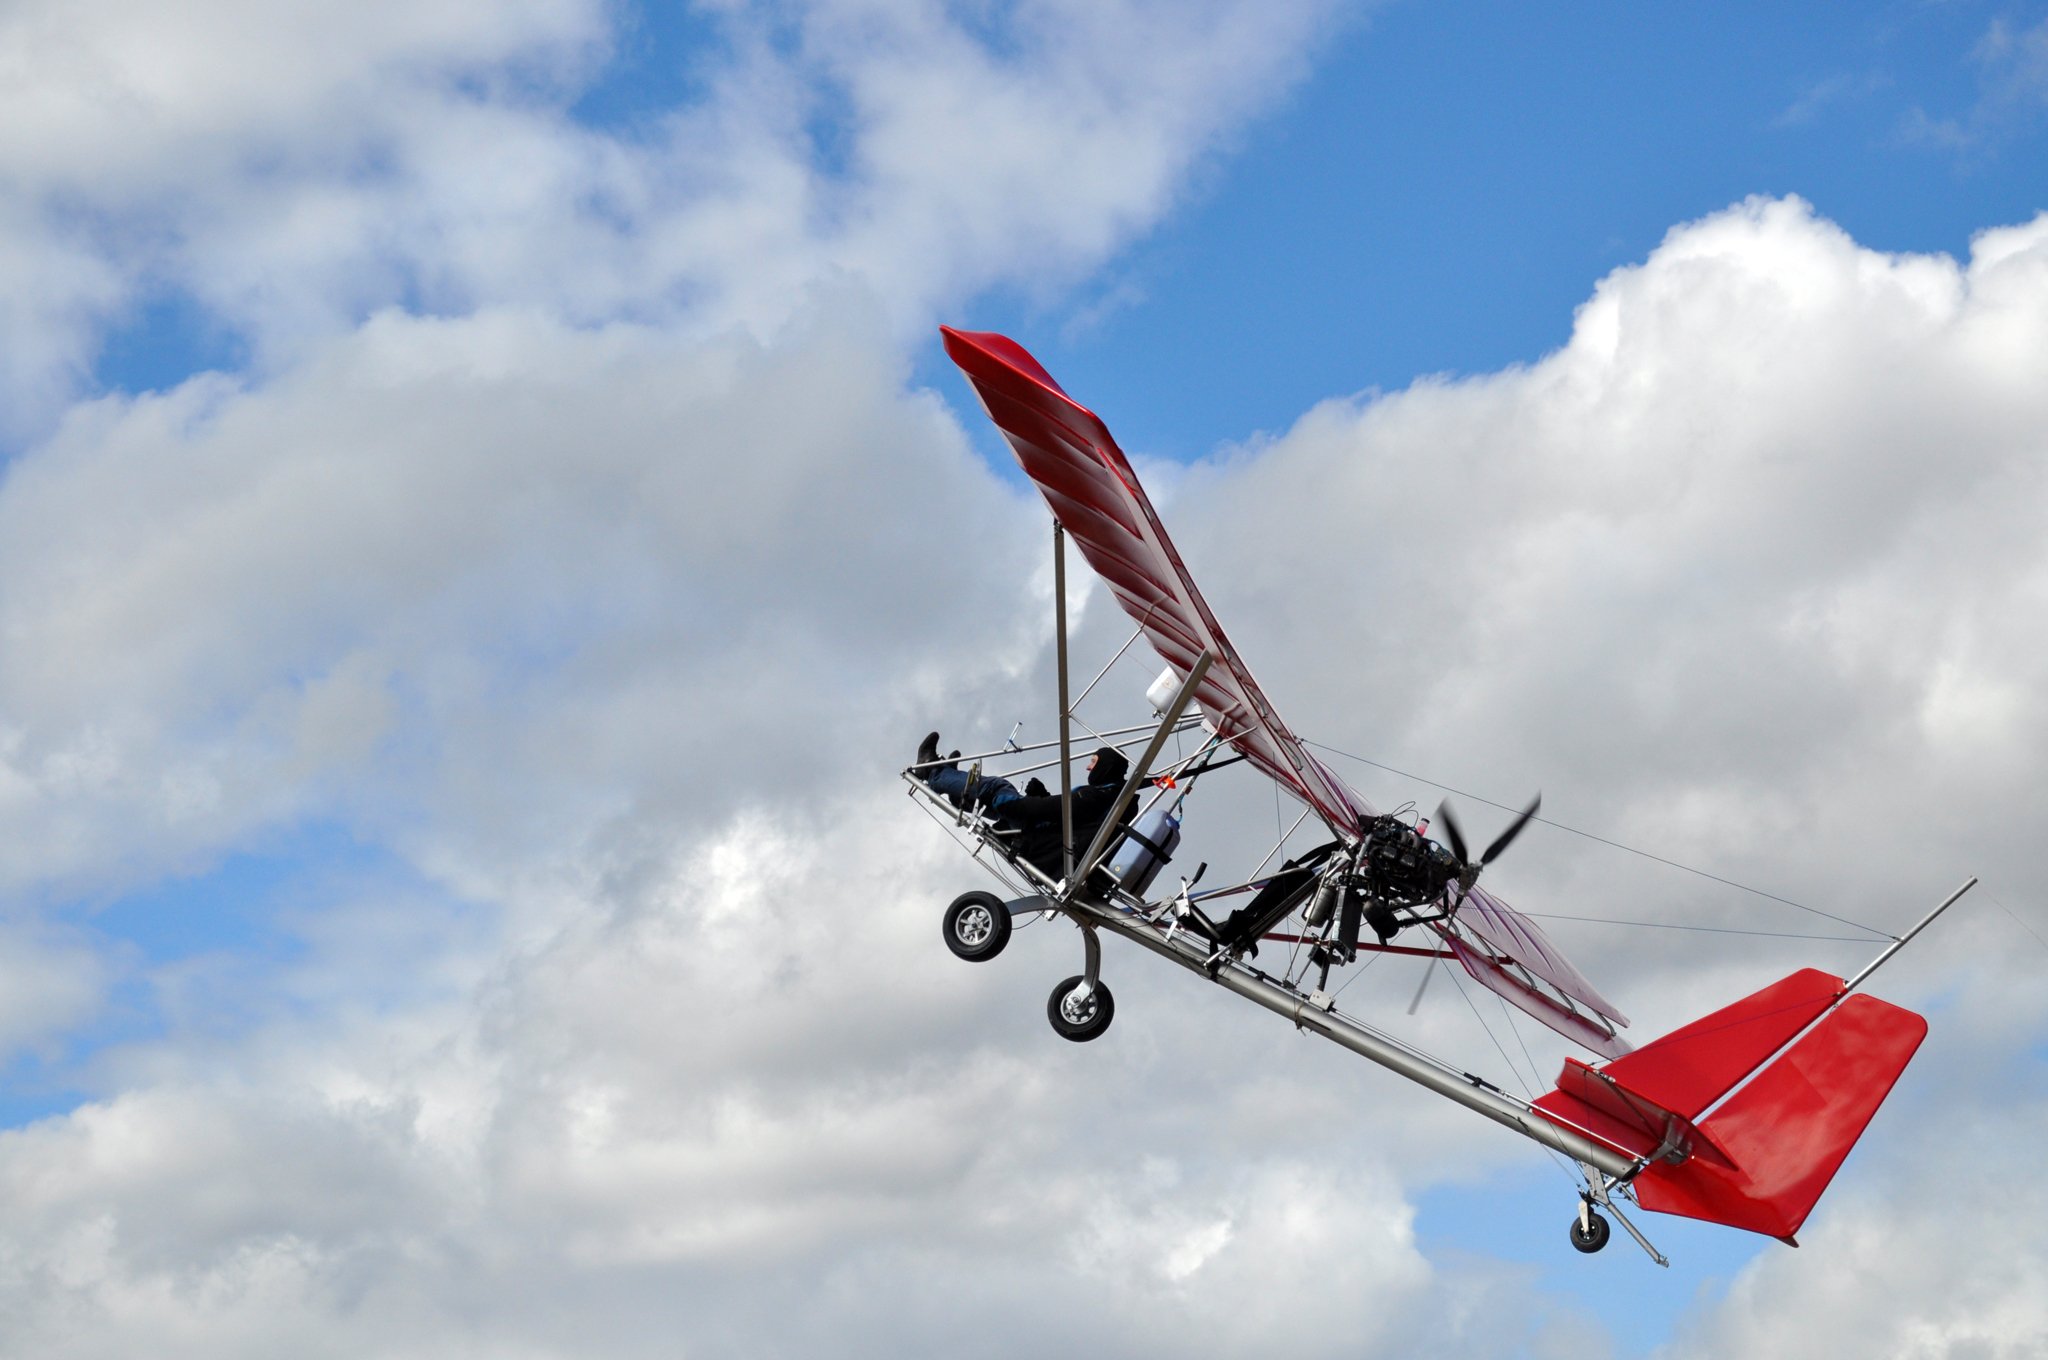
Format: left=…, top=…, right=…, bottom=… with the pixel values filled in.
left=1533, top=969, right=1927, bottom=1241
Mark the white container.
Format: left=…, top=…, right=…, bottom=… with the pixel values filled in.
left=1107, top=805, right=1181, bottom=895
left=1145, top=667, right=1182, bottom=716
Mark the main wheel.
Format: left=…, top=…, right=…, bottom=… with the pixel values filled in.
left=1046, top=975, right=1115, bottom=1042
left=1569, top=1209, right=1611, bottom=1254
left=943, top=891, right=1011, bottom=962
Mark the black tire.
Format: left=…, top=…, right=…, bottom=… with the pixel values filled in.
left=1569, top=1209, right=1610, bottom=1254
left=1046, top=975, right=1115, bottom=1042
left=943, top=891, right=1011, bottom=962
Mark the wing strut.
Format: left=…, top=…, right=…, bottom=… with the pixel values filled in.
left=1068, top=653, right=1214, bottom=895
left=1055, top=521, right=1075, bottom=883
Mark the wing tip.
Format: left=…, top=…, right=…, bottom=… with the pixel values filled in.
left=939, top=325, right=1070, bottom=399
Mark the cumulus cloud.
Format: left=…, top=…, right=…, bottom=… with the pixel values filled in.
left=1, top=2, right=2045, bottom=1356
left=1146, top=197, right=2048, bottom=1353
left=0, top=0, right=1338, bottom=440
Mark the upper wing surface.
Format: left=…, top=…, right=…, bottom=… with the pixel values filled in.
left=1442, top=885, right=1633, bottom=1056
left=1457, top=886, right=1629, bottom=1026
left=941, top=326, right=1372, bottom=840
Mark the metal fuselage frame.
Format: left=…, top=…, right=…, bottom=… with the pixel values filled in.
left=903, top=763, right=1636, bottom=1184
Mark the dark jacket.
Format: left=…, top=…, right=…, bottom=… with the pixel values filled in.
left=1003, top=747, right=1131, bottom=881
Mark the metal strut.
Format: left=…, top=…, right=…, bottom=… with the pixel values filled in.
left=1581, top=1164, right=1668, bottom=1267
left=1066, top=652, right=1214, bottom=895
left=1054, top=523, right=1075, bottom=885
left=1069, top=922, right=1104, bottom=1004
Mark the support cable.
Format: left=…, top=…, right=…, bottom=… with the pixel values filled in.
left=1520, top=912, right=1878, bottom=943
left=1988, top=892, right=2048, bottom=957
left=1304, top=740, right=1890, bottom=939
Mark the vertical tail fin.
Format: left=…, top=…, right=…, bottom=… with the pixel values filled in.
left=1533, top=968, right=1928, bottom=1241
left=1631, top=992, right=1925, bottom=1239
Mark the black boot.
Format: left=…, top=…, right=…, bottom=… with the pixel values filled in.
left=916, top=731, right=940, bottom=768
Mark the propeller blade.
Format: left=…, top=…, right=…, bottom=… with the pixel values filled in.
left=1435, top=799, right=1470, bottom=870
left=1480, top=792, right=1542, bottom=866
left=1407, top=956, right=1439, bottom=1015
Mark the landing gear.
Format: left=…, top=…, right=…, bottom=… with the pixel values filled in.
left=1047, top=975, right=1115, bottom=1042
left=943, top=891, right=1012, bottom=962
left=1571, top=1168, right=1666, bottom=1265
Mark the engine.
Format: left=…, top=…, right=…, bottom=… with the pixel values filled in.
left=1361, top=813, right=1457, bottom=907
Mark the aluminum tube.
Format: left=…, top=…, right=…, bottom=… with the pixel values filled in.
left=1843, top=876, right=1977, bottom=995
left=905, top=719, right=1202, bottom=775
left=1054, top=523, right=1074, bottom=883
left=1070, top=653, right=1214, bottom=889
left=1072, top=898, right=1635, bottom=1178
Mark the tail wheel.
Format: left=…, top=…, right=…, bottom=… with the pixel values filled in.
left=1047, top=975, right=1115, bottom=1042
left=943, top=891, right=1011, bottom=962
left=1569, top=1209, right=1611, bottom=1254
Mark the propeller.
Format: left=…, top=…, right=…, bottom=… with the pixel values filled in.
left=1434, top=792, right=1542, bottom=895
left=1406, top=954, right=1439, bottom=1015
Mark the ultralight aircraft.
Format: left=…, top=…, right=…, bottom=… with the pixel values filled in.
left=905, top=326, right=1972, bottom=1264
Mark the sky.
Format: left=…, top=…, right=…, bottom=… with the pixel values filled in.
left=1, top=1, right=2046, bottom=1356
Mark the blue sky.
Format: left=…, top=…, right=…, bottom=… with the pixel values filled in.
left=5, top=2, right=2047, bottom=1356
left=952, top=1, right=2048, bottom=457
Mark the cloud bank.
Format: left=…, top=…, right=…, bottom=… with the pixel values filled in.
left=0, top=2, right=2044, bottom=1356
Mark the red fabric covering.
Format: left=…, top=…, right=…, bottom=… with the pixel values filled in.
left=1632, top=993, right=1926, bottom=1239
left=942, top=326, right=1372, bottom=839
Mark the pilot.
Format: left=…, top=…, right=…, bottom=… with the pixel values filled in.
left=915, top=733, right=1129, bottom=879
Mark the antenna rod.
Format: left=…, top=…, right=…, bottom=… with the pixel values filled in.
left=1843, top=877, right=1977, bottom=995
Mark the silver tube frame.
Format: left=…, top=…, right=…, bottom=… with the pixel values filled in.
left=1064, top=889, right=1635, bottom=1178
left=1068, top=653, right=1214, bottom=891
left=1055, top=523, right=1075, bottom=882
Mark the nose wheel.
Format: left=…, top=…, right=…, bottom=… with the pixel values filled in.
left=1570, top=1206, right=1611, bottom=1253
left=1047, top=975, right=1115, bottom=1041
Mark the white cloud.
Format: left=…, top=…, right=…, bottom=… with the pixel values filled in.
left=1145, top=196, right=2048, bottom=1352
left=1898, top=11, right=2048, bottom=157
left=3, top=189, right=2043, bottom=1357
left=1, top=1, right=2045, bottom=1354
left=0, top=0, right=1340, bottom=439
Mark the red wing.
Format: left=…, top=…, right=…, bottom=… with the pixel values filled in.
left=942, top=327, right=1373, bottom=840
left=1446, top=936, right=1633, bottom=1060
left=1439, top=885, right=1631, bottom=1055
left=1454, top=886, right=1630, bottom=1026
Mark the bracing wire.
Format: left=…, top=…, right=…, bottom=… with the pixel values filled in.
left=1494, top=992, right=1545, bottom=1101
left=1304, top=739, right=1892, bottom=939
left=1441, top=959, right=1536, bottom=1099
left=1520, top=911, right=1876, bottom=943
left=1490, top=990, right=1586, bottom=1189
left=1331, top=944, right=1385, bottom=1000
left=1988, top=892, right=2048, bottom=957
